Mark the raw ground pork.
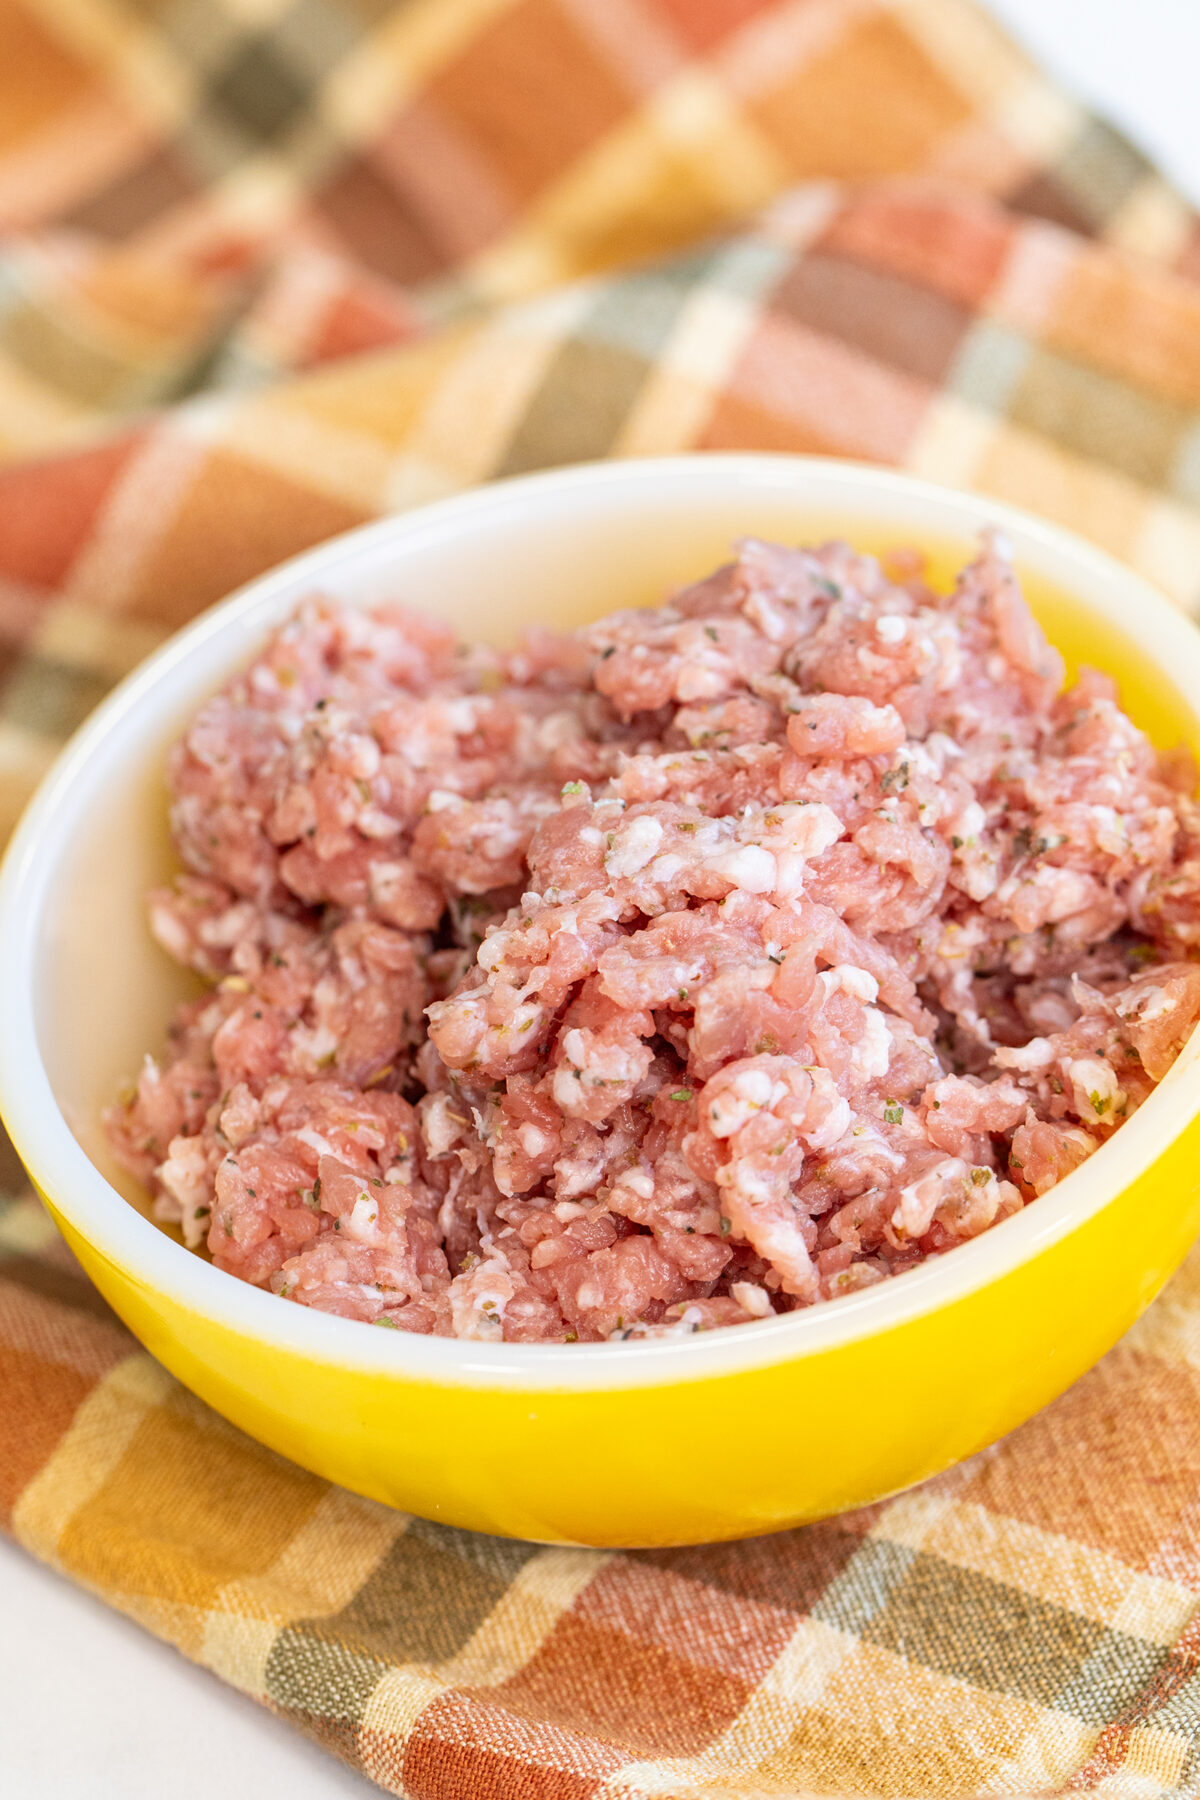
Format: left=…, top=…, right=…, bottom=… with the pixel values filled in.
left=107, top=536, right=1200, bottom=1341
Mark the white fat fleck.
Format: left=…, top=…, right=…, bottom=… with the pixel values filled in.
left=875, top=614, right=908, bottom=644
left=358, top=805, right=402, bottom=839
left=781, top=803, right=843, bottom=859
left=551, top=1062, right=589, bottom=1118
left=708, top=1068, right=777, bottom=1138
left=800, top=1088, right=852, bottom=1153
left=731, top=1281, right=772, bottom=1318
left=641, top=1304, right=705, bottom=1338
left=148, top=902, right=193, bottom=962
left=956, top=801, right=986, bottom=842
left=537, top=710, right=580, bottom=750
left=819, top=964, right=879, bottom=1004
left=1069, top=1057, right=1125, bottom=1123
left=707, top=843, right=777, bottom=894
left=368, top=859, right=415, bottom=905
left=345, top=1193, right=381, bottom=1243
left=200, top=903, right=258, bottom=951
left=924, top=732, right=962, bottom=770
left=606, top=815, right=664, bottom=878
left=289, top=1022, right=340, bottom=1072
left=745, top=593, right=790, bottom=643
left=343, top=734, right=381, bottom=779
left=715, top=1160, right=815, bottom=1295
left=477, top=931, right=509, bottom=973
left=676, top=666, right=726, bottom=702
left=1117, top=984, right=1170, bottom=1024
left=443, top=698, right=479, bottom=734
left=891, top=1156, right=970, bottom=1240
left=902, top=742, right=939, bottom=783
left=421, top=1093, right=469, bottom=1157
left=772, top=851, right=808, bottom=899
left=293, top=1126, right=341, bottom=1161
left=155, top=1137, right=212, bottom=1249
left=618, top=1168, right=654, bottom=1201
left=482, top=828, right=519, bottom=860
left=450, top=1256, right=515, bottom=1341
left=519, top=1123, right=551, bottom=1159
left=995, top=1037, right=1054, bottom=1071
left=849, top=1007, right=891, bottom=1080
left=426, top=788, right=465, bottom=813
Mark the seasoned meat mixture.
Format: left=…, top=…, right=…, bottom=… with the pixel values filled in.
left=108, top=536, right=1200, bottom=1340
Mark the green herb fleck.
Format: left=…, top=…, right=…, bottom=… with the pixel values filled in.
left=670, top=1088, right=693, bottom=1102
left=883, top=1102, right=903, bottom=1125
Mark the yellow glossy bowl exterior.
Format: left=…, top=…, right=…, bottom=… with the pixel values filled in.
left=4, top=455, right=1200, bottom=1549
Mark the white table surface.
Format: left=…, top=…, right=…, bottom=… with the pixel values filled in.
left=6, top=5, right=1200, bottom=1796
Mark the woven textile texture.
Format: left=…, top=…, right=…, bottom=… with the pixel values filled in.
left=6, top=2, right=1200, bottom=1795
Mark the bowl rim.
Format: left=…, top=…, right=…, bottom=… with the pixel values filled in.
left=3, top=450, right=1200, bottom=1393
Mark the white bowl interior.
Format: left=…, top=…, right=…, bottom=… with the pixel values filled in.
left=9, top=455, right=1200, bottom=1385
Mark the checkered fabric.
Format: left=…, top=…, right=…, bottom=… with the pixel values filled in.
left=5, top=2, right=1200, bottom=1795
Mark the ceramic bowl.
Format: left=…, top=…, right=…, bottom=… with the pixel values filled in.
left=3, top=454, right=1200, bottom=1548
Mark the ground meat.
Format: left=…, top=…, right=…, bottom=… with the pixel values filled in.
left=106, top=535, right=1200, bottom=1340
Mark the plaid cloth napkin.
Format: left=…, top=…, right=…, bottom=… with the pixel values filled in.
left=5, top=2, right=1200, bottom=1794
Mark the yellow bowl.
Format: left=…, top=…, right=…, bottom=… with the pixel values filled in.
left=3, top=454, right=1200, bottom=1549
